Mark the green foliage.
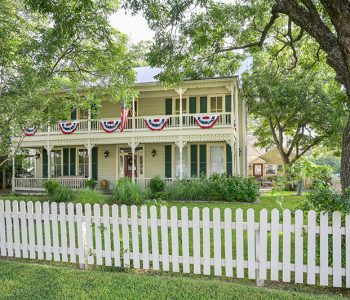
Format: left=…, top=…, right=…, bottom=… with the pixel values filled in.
left=149, top=176, right=165, bottom=194
left=312, top=154, right=341, bottom=174
left=75, top=189, right=104, bottom=205
left=166, top=179, right=210, bottom=201
left=299, top=189, right=350, bottom=215
left=84, top=179, right=97, bottom=190
left=51, top=186, right=74, bottom=203
left=44, top=180, right=60, bottom=197
left=109, top=178, right=143, bottom=205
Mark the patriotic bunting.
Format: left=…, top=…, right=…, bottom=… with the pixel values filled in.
left=144, top=117, right=169, bottom=131
left=100, top=120, right=121, bottom=133
left=194, top=115, right=220, bottom=129
left=23, top=127, right=37, bottom=136
left=58, top=121, right=79, bottom=134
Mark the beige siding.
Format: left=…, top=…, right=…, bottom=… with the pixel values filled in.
left=144, top=143, right=165, bottom=178
left=97, top=145, right=116, bottom=186
left=36, top=151, right=43, bottom=178
left=138, top=98, right=166, bottom=116
left=100, top=101, right=119, bottom=119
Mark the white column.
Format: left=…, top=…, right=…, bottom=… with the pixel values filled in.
left=234, top=82, right=241, bottom=175
left=47, top=149, right=51, bottom=179
left=230, top=82, right=235, bottom=130
left=179, top=91, right=183, bottom=130
left=85, top=141, right=93, bottom=180
left=88, top=109, right=91, bottom=133
left=132, top=98, right=135, bottom=132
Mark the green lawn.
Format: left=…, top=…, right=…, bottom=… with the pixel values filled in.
left=0, top=259, right=348, bottom=300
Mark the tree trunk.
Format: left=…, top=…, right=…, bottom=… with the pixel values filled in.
left=341, top=115, right=350, bottom=192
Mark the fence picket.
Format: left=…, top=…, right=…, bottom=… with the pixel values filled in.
left=294, top=210, right=304, bottom=283
left=19, top=201, right=28, bottom=259
left=84, top=204, right=94, bottom=265
left=12, top=201, right=21, bottom=258
left=150, top=206, right=159, bottom=270
left=59, top=203, right=68, bottom=262
left=270, top=209, right=279, bottom=281
left=193, top=207, right=201, bottom=274
left=76, top=203, right=85, bottom=266
left=51, top=202, right=60, bottom=261
left=131, top=205, right=140, bottom=269
left=111, top=205, right=121, bottom=267
left=259, top=209, right=268, bottom=280
left=0, top=201, right=6, bottom=256
left=224, top=208, right=233, bottom=277
left=121, top=205, right=130, bottom=267
left=35, top=202, right=43, bottom=260
left=236, top=208, right=244, bottom=278
left=27, top=202, right=35, bottom=259
left=67, top=203, right=76, bottom=263
left=161, top=206, right=169, bottom=272
left=213, top=208, right=222, bottom=276
left=282, top=209, right=291, bottom=282
left=93, top=204, right=102, bottom=265
left=181, top=207, right=190, bottom=273
left=140, top=206, right=149, bottom=270
left=202, top=207, right=210, bottom=275
left=346, top=214, right=350, bottom=288
left=319, top=212, right=329, bottom=286
left=170, top=206, right=179, bottom=272
left=103, top=204, right=112, bottom=267
left=332, top=212, right=342, bottom=287
left=246, top=209, right=255, bottom=279
left=43, top=202, right=51, bottom=261
left=5, top=201, right=13, bottom=257
left=307, top=210, right=316, bottom=285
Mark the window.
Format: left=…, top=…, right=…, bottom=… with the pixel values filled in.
left=78, top=149, right=89, bottom=178
left=175, top=98, right=187, bottom=114
left=209, top=146, right=225, bottom=175
left=210, top=96, right=223, bottom=113
left=51, top=150, right=62, bottom=177
left=176, top=145, right=189, bottom=178
left=266, top=164, right=277, bottom=175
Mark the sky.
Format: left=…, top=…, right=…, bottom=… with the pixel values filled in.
left=109, top=10, right=251, bottom=75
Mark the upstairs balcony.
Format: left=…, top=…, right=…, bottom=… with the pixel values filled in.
left=32, top=112, right=234, bottom=136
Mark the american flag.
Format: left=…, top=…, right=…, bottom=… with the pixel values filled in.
left=120, top=101, right=129, bottom=132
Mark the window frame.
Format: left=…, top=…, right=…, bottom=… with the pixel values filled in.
left=208, top=94, right=225, bottom=113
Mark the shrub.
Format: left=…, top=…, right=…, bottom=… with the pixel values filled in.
left=109, top=178, right=143, bottom=205
left=44, top=180, right=60, bottom=197
left=149, top=176, right=165, bottom=194
left=298, top=188, right=350, bottom=214
left=51, top=186, right=74, bottom=203
left=84, top=179, right=97, bottom=190
left=166, top=178, right=210, bottom=201
left=75, top=189, right=105, bottom=205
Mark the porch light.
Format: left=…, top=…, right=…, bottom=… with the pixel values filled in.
left=151, top=149, right=157, bottom=157
left=35, top=152, right=40, bottom=159
left=104, top=150, right=109, bottom=158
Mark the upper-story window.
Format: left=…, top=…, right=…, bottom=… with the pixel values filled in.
left=175, top=98, right=187, bottom=114
left=210, top=96, right=223, bottom=113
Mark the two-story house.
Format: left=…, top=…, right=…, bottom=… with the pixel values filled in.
left=12, top=67, right=247, bottom=193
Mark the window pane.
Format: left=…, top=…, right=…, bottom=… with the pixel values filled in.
left=51, top=150, right=62, bottom=177
left=266, top=164, right=277, bottom=175
left=210, top=146, right=224, bottom=175
left=217, top=97, right=223, bottom=111
left=78, top=149, right=88, bottom=177
left=175, top=98, right=187, bottom=114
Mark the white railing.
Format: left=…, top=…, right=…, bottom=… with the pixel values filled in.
left=30, top=112, right=233, bottom=135
left=14, top=178, right=88, bottom=191
left=0, top=200, right=349, bottom=289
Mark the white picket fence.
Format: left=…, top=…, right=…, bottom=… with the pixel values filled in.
left=0, top=200, right=349, bottom=289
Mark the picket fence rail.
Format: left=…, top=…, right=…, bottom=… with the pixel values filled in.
left=0, top=200, right=349, bottom=289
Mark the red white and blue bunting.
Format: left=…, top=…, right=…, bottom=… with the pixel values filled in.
left=58, top=121, right=79, bottom=134
left=23, top=127, right=37, bottom=136
left=100, top=120, right=121, bottom=133
left=194, top=115, right=220, bottom=129
left=144, top=117, right=169, bottom=131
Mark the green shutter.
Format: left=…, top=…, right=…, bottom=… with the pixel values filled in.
left=70, top=148, right=76, bottom=176
left=165, top=98, right=172, bottom=115
left=63, top=148, right=69, bottom=176
left=226, top=144, right=232, bottom=176
left=190, top=145, right=198, bottom=177
left=199, top=145, right=206, bottom=175
left=189, top=97, right=197, bottom=113
left=71, top=108, right=77, bottom=120
left=225, top=95, right=232, bottom=112
left=92, top=147, right=98, bottom=180
left=165, top=145, right=172, bottom=178
left=200, top=96, right=207, bottom=113
left=42, top=149, right=48, bottom=178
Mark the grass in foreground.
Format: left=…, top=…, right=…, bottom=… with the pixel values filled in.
left=0, top=259, right=348, bottom=300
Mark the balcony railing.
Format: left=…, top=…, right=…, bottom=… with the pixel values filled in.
left=34, top=112, right=233, bottom=135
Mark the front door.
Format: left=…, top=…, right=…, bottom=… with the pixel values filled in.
left=124, top=154, right=137, bottom=178
left=253, top=163, right=263, bottom=178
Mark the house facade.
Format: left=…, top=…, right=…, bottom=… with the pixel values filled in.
left=12, top=67, right=247, bottom=193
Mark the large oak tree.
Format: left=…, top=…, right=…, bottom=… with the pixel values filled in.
left=124, top=0, right=350, bottom=191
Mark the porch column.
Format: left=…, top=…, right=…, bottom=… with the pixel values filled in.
left=85, top=141, right=95, bottom=180
left=128, top=139, right=139, bottom=183
left=45, top=143, right=53, bottom=179
left=176, top=139, right=186, bottom=180
left=234, top=82, right=241, bottom=175
left=132, top=98, right=135, bottom=132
